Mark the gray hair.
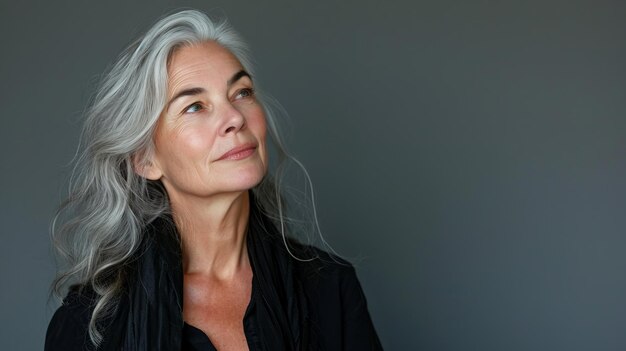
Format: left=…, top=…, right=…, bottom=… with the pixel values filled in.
left=51, top=9, right=330, bottom=346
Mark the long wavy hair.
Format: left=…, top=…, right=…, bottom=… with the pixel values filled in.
left=51, top=9, right=332, bottom=346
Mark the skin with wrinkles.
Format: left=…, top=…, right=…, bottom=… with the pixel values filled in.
left=139, top=41, right=267, bottom=351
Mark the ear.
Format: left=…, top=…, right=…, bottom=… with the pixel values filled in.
left=132, top=152, right=163, bottom=180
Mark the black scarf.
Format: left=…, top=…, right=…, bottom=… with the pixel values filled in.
left=100, top=196, right=314, bottom=350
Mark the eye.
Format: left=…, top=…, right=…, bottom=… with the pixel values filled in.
left=235, top=88, right=255, bottom=100
left=184, top=102, right=204, bottom=114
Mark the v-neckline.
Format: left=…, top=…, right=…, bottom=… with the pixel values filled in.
left=182, top=275, right=259, bottom=350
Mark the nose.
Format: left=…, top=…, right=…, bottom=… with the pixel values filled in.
left=219, top=103, right=245, bottom=136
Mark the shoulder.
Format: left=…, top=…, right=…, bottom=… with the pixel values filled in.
left=288, top=242, right=384, bottom=349
left=45, top=286, right=98, bottom=351
left=286, top=240, right=355, bottom=280
left=287, top=240, right=366, bottom=311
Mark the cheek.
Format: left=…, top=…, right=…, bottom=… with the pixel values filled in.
left=156, top=123, right=218, bottom=166
left=252, top=112, right=269, bottom=168
left=179, top=132, right=213, bottom=155
left=248, top=108, right=267, bottom=139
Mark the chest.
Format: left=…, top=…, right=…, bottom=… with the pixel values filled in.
left=183, top=274, right=253, bottom=350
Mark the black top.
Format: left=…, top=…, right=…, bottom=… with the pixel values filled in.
left=46, top=253, right=381, bottom=350
left=46, top=201, right=383, bottom=350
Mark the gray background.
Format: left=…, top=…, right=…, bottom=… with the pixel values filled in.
left=1, top=0, right=625, bottom=350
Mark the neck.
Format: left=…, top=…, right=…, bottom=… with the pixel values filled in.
left=169, top=190, right=251, bottom=280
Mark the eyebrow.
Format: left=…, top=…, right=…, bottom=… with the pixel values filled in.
left=228, top=70, right=251, bottom=86
left=167, top=87, right=206, bottom=108
left=167, top=70, right=252, bottom=109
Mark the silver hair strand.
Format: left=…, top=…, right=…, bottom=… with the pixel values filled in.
left=51, top=9, right=336, bottom=347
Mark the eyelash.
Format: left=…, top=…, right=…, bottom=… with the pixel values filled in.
left=183, top=102, right=204, bottom=114
left=236, top=87, right=255, bottom=99
left=182, top=88, right=255, bottom=114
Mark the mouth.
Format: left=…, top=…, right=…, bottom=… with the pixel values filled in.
left=217, top=143, right=257, bottom=161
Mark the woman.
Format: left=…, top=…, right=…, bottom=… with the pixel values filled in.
left=46, top=9, right=382, bottom=351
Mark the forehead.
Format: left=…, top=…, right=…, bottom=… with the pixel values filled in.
left=167, top=41, right=244, bottom=89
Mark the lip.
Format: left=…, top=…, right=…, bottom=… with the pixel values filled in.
left=216, top=143, right=257, bottom=161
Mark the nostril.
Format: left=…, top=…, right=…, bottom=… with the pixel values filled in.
left=225, top=126, right=236, bottom=133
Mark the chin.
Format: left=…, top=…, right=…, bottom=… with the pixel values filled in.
left=225, top=169, right=266, bottom=192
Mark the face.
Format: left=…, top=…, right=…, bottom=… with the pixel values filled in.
left=142, top=41, right=268, bottom=201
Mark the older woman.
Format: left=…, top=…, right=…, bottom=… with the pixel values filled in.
left=46, top=9, right=382, bottom=351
